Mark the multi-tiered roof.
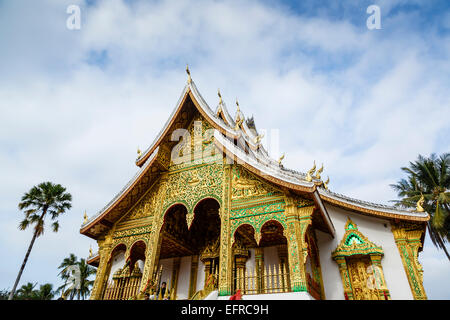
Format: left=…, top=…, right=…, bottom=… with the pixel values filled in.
left=80, top=72, right=428, bottom=240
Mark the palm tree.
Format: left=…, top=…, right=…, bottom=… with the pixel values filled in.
left=34, top=283, right=55, bottom=300
left=57, top=253, right=78, bottom=299
left=58, top=256, right=96, bottom=300
left=8, top=182, right=72, bottom=300
left=16, top=282, right=37, bottom=300
left=75, top=258, right=96, bottom=300
left=391, top=153, right=450, bottom=260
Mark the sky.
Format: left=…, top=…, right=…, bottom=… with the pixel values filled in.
left=0, top=0, right=449, bottom=299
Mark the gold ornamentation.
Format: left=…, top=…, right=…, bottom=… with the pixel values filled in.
left=218, top=89, right=222, bottom=105
left=391, top=222, right=427, bottom=300
left=314, top=163, right=323, bottom=180
left=137, top=147, right=142, bottom=158
left=306, top=161, right=316, bottom=182
left=278, top=153, right=285, bottom=166
left=416, top=194, right=425, bottom=212
left=332, top=219, right=390, bottom=300
left=83, top=211, right=88, bottom=224
left=186, top=64, right=191, bottom=84
left=253, top=133, right=264, bottom=144
left=323, top=176, right=330, bottom=190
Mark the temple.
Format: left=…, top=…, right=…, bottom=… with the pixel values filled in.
left=81, top=70, right=429, bottom=300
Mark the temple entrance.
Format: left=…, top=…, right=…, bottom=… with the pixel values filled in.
left=155, top=198, right=221, bottom=300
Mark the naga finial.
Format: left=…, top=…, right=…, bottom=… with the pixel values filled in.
left=306, top=161, right=316, bottom=182
left=137, top=147, right=142, bottom=158
left=254, top=133, right=265, bottom=144
left=324, top=176, right=330, bottom=190
left=315, top=163, right=323, bottom=180
left=416, top=194, right=425, bottom=212
left=83, top=211, right=88, bottom=224
left=236, top=98, right=240, bottom=113
left=234, top=118, right=243, bottom=131
left=218, top=88, right=222, bottom=105
left=278, top=153, right=285, bottom=166
left=89, top=246, right=93, bottom=258
left=186, top=64, right=191, bottom=84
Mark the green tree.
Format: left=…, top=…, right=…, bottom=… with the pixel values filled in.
left=0, top=289, right=10, bottom=300
left=57, top=253, right=78, bottom=299
left=57, top=255, right=96, bottom=300
left=34, top=283, right=55, bottom=300
left=391, top=153, right=450, bottom=260
left=16, top=282, right=37, bottom=300
left=75, top=258, right=96, bottom=300
left=8, top=182, right=72, bottom=300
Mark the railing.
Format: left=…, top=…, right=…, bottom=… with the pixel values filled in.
left=234, top=263, right=290, bottom=295
left=103, top=276, right=142, bottom=300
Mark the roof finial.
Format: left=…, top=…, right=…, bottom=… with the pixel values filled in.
left=278, top=153, right=285, bottom=166
left=218, top=88, right=223, bottom=105
left=236, top=98, right=240, bottom=113
left=315, top=163, right=324, bottom=180
left=253, top=133, right=265, bottom=144
left=324, top=176, right=330, bottom=190
left=186, top=64, right=192, bottom=84
left=416, top=193, right=425, bottom=212
left=306, top=161, right=316, bottom=182
left=137, top=147, right=142, bottom=158
left=83, top=210, right=88, bottom=224
left=89, top=246, right=93, bottom=258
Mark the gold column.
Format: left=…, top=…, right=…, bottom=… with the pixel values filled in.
left=277, top=245, right=290, bottom=290
left=284, top=197, right=313, bottom=292
left=218, top=163, right=233, bottom=296
left=235, top=256, right=248, bottom=294
left=90, top=236, right=112, bottom=300
left=170, top=257, right=181, bottom=300
left=188, top=255, right=199, bottom=298
left=335, top=257, right=353, bottom=300
left=391, top=222, right=427, bottom=300
left=254, top=247, right=265, bottom=293
left=139, top=175, right=169, bottom=293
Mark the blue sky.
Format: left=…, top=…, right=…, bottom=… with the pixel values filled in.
left=0, top=0, right=449, bottom=299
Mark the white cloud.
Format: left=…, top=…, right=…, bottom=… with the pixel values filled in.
left=0, top=0, right=448, bottom=298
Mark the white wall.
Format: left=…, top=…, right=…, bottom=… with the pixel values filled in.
left=159, top=258, right=174, bottom=288
left=318, top=204, right=414, bottom=300
left=176, top=256, right=192, bottom=299
left=108, top=251, right=125, bottom=282
left=196, top=257, right=206, bottom=290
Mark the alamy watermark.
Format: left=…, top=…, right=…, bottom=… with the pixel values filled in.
left=66, top=5, right=81, bottom=30
left=366, top=5, right=381, bottom=30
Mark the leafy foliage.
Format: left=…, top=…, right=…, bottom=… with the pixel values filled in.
left=57, top=254, right=96, bottom=300
left=18, top=182, right=72, bottom=237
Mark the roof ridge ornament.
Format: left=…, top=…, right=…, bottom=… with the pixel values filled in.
left=278, top=153, right=285, bottom=166
left=137, top=147, right=142, bottom=159
left=323, top=176, right=330, bottom=190
left=306, top=161, right=316, bottom=182
left=83, top=210, right=88, bottom=224
left=186, top=64, right=192, bottom=84
left=416, top=193, right=425, bottom=212
left=253, top=132, right=264, bottom=144
left=315, top=163, right=324, bottom=180
left=218, top=88, right=223, bottom=105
